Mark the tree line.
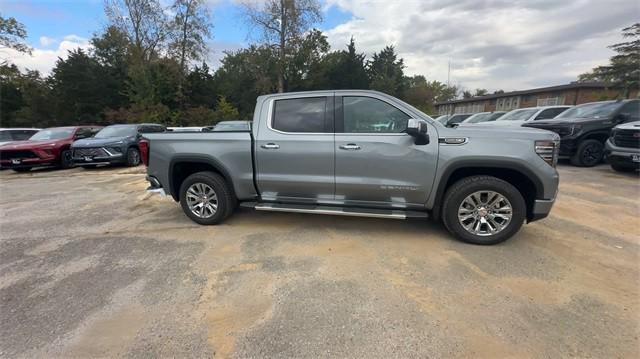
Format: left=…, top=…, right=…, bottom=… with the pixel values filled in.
left=0, top=0, right=461, bottom=128
left=1, top=0, right=636, bottom=129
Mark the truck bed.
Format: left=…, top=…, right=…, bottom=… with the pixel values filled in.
left=143, top=131, right=256, bottom=200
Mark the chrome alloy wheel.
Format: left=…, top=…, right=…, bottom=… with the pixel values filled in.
left=186, top=183, right=218, bottom=218
left=458, top=190, right=513, bottom=236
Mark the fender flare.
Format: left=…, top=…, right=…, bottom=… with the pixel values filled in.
left=430, top=159, right=544, bottom=221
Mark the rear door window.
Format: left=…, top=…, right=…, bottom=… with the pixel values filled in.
left=272, top=97, right=327, bottom=133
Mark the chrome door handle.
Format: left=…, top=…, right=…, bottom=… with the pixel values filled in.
left=339, top=144, right=361, bottom=150
left=261, top=143, right=280, bottom=149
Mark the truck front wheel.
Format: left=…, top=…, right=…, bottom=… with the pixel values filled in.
left=442, top=175, right=526, bottom=245
left=179, top=171, right=235, bottom=225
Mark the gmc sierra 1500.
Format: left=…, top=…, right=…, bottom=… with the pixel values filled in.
left=143, top=90, right=560, bottom=244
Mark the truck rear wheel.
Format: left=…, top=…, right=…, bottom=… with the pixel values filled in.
left=442, top=175, right=526, bottom=245
left=570, top=139, right=603, bottom=167
left=179, top=171, right=235, bottom=225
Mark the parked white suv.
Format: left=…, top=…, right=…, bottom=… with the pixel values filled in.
left=483, top=106, right=571, bottom=127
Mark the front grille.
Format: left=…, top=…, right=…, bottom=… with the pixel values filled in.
left=613, top=129, right=640, bottom=149
left=74, top=147, right=108, bottom=157
left=0, top=150, right=38, bottom=160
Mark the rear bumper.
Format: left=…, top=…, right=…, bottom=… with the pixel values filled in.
left=145, top=175, right=166, bottom=196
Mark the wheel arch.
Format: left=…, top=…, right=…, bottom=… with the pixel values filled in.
left=168, top=155, right=236, bottom=202
left=431, top=161, right=543, bottom=222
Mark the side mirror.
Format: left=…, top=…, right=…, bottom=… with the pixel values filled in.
left=406, top=119, right=429, bottom=145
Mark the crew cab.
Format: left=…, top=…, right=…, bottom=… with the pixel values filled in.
left=0, top=126, right=101, bottom=172
left=143, top=90, right=560, bottom=245
left=72, top=123, right=166, bottom=168
left=524, top=99, right=640, bottom=167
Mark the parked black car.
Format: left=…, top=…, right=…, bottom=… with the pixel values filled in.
left=523, top=99, right=640, bottom=167
left=71, top=124, right=166, bottom=167
left=605, top=121, right=640, bottom=172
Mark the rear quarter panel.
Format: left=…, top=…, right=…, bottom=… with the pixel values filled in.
left=144, top=132, right=255, bottom=200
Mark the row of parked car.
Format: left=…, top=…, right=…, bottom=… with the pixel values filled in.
left=435, top=99, right=640, bottom=170
left=0, top=121, right=250, bottom=172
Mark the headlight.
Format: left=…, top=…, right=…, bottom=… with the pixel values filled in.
left=535, top=140, right=559, bottom=167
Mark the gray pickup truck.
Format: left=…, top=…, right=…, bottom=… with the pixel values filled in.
left=143, top=90, right=560, bottom=244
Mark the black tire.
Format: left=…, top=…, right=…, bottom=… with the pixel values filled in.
left=59, top=150, right=73, bottom=169
left=126, top=147, right=140, bottom=167
left=610, top=163, right=636, bottom=173
left=12, top=167, right=32, bottom=173
left=570, top=139, right=604, bottom=167
left=179, top=171, right=235, bottom=225
left=442, top=175, right=526, bottom=245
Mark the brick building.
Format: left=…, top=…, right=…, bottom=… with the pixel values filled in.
left=435, top=82, right=638, bottom=115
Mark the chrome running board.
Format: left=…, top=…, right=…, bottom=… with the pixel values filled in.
left=247, top=202, right=428, bottom=220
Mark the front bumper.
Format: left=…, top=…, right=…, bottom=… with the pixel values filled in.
left=0, top=158, right=56, bottom=169
left=605, top=139, right=640, bottom=168
left=529, top=198, right=555, bottom=222
left=72, top=147, right=124, bottom=165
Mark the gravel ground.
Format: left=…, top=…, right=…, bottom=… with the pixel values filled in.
left=0, top=164, right=638, bottom=358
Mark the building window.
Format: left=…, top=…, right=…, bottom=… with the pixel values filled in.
left=496, top=96, right=520, bottom=111
left=537, top=97, right=565, bottom=106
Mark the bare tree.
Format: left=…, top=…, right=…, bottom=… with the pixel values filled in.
left=104, top=0, right=169, bottom=63
left=240, top=0, right=321, bottom=92
left=169, top=0, right=212, bottom=73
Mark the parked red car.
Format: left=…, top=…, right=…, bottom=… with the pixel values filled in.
left=0, top=126, right=102, bottom=172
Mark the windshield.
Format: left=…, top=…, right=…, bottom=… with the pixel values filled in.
left=95, top=125, right=137, bottom=138
left=486, top=112, right=506, bottom=121
left=555, top=102, right=620, bottom=119
left=463, top=113, right=490, bottom=123
left=497, top=109, right=538, bottom=121
left=436, top=115, right=450, bottom=124
left=448, top=114, right=471, bottom=125
left=30, top=128, right=74, bottom=140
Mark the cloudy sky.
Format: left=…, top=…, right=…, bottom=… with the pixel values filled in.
left=1, top=0, right=637, bottom=92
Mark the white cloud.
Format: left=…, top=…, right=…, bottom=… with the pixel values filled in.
left=39, top=36, right=57, bottom=47
left=324, top=0, right=638, bottom=91
left=3, top=35, right=92, bottom=75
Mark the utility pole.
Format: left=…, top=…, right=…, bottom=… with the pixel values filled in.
left=447, top=60, right=451, bottom=88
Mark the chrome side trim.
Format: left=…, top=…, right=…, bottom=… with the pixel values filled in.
left=438, top=137, right=469, bottom=145
left=255, top=204, right=407, bottom=219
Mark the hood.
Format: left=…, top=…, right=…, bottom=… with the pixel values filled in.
left=72, top=136, right=133, bottom=147
left=444, top=123, right=559, bottom=140
left=0, top=139, right=68, bottom=150
left=614, top=121, right=640, bottom=130
left=525, top=117, right=614, bottom=127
